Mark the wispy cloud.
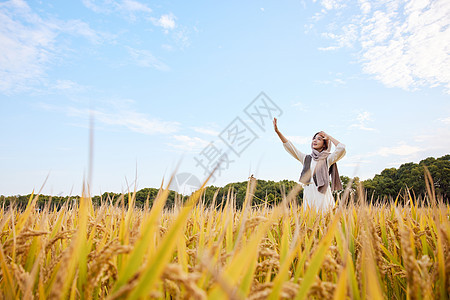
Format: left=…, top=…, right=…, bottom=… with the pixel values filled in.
left=121, top=0, right=152, bottom=13
left=439, top=117, right=450, bottom=125
left=318, top=24, right=357, bottom=51
left=82, top=0, right=152, bottom=21
left=291, top=101, right=308, bottom=111
left=62, top=19, right=109, bottom=44
left=343, top=123, right=450, bottom=179
left=315, top=78, right=346, bottom=86
left=0, top=0, right=108, bottom=94
left=126, top=47, right=170, bottom=71
left=51, top=80, right=86, bottom=92
left=82, top=1, right=189, bottom=48
left=0, top=0, right=55, bottom=93
left=93, top=109, right=179, bottom=135
left=311, top=0, right=450, bottom=93
left=314, top=72, right=347, bottom=86
left=365, top=124, right=450, bottom=159
left=161, top=44, right=174, bottom=51
left=349, top=111, right=376, bottom=131
left=414, top=126, right=450, bottom=152
left=151, top=13, right=177, bottom=33
left=40, top=100, right=180, bottom=135
left=286, top=135, right=310, bottom=145
left=151, top=13, right=191, bottom=49
left=167, top=135, right=210, bottom=152
left=172, top=26, right=191, bottom=49
left=81, top=0, right=112, bottom=14
left=192, top=127, right=220, bottom=136
left=338, top=153, right=371, bottom=168
left=375, top=144, right=422, bottom=157
left=320, top=0, right=347, bottom=10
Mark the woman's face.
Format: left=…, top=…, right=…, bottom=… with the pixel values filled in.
left=312, top=133, right=325, bottom=151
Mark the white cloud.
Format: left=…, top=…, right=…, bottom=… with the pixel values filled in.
left=120, top=0, right=152, bottom=21
left=376, top=144, right=422, bottom=157
left=93, top=109, right=178, bottom=135
left=0, top=0, right=107, bottom=94
left=349, top=111, right=376, bottom=131
left=292, top=101, right=308, bottom=111
left=362, top=125, right=450, bottom=162
left=286, top=135, right=310, bottom=145
left=149, top=13, right=190, bottom=48
left=321, top=0, right=346, bottom=10
left=312, top=0, right=450, bottom=93
left=121, top=0, right=152, bottom=14
left=82, top=0, right=152, bottom=21
left=192, top=127, right=220, bottom=136
left=339, top=153, right=371, bottom=168
left=440, top=117, right=450, bottom=125
left=317, top=46, right=340, bottom=51
left=414, top=126, right=450, bottom=151
left=0, top=0, right=55, bottom=93
left=315, top=71, right=347, bottom=85
left=358, top=0, right=371, bottom=14
left=161, top=44, right=174, bottom=51
left=315, top=78, right=346, bottom=85
left=343, top=124, right=450, bottom=179
left=81, top=0, right=112, bottom=13
left=82, top=1, right=189, bottom=48
left=157, top=14, right=176, bottom=29
left=168, top=135, right=210, bottom=152
left=51, top=80, right=86, bottom=92
left=173, top=27, right=191, bottom=49
left=63, top=19, right=108, bottom=44
left=318, top=24, right=358, bottom=50
left=126, top=47, right=170, bottom=71
left=150, top=13, right=176, bottom=34
left=40, top=100, right=180, bottom=135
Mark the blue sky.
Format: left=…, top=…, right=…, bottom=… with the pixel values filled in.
left=1, top=0, right=449, bottom=196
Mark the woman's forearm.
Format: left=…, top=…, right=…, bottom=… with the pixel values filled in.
left=276, top=129, right=288, bottom=143
left=319, top=131, right=339, bottom=146
left=327, top=134, right=340, bottom=146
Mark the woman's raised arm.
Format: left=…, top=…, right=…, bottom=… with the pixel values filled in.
left=273, top=118, right=288, bottom=143
left=274, top=118, right=306, bottom=163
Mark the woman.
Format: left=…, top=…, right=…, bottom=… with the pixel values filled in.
left=273, top=117, right=346, bottom=210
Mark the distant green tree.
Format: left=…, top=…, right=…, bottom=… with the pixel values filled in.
left=361, top=154, right=449, bottom=203
left=1, top=154, right=448, bottom=208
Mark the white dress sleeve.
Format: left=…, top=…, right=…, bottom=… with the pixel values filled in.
left=327, top=143, right=346, bottom=166
left=283, top=140, right=306, bottom=164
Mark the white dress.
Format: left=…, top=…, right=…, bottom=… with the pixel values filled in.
left=283, top=140, right=346, bottom=211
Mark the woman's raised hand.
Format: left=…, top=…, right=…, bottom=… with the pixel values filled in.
left=273, top=117, right=279, bottom=132
left=273, top=118, right=288, bottom=143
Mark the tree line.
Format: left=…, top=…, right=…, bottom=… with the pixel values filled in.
left=361, top=154, right=449, bottom=202
left=1, top=154, right=448, bottom=209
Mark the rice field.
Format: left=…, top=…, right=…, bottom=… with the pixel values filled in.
left=0, top=173, right=449, bottom=299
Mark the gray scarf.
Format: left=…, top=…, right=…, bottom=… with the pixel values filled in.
left=299, top=147, right=342, bottom=194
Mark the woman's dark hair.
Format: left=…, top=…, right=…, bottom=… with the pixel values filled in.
left=313, top=132, right=329, bottom=152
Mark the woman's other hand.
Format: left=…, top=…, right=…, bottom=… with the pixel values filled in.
left=319, top=131, right=340, bottom=146
left=319, top=131, right=329, bottom=140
